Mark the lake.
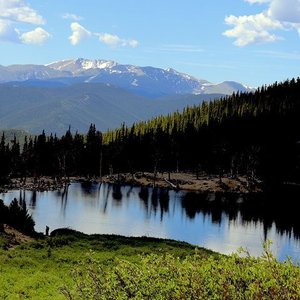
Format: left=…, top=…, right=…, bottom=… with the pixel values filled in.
left=1, top=182, right=300, bottom=262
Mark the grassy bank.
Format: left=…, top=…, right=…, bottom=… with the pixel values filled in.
left=0, top=228, right=299, bottom=299
left=0, top=228, right=212, bottom=299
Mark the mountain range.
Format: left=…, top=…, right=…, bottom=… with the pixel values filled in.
left=0, top=58, right=253, bottom=135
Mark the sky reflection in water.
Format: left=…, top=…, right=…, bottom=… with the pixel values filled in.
left=1, top=182, right=300, bottom=262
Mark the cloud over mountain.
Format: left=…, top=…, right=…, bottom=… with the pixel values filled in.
left=0, top=19, right=20, bottom=43
left=224, top=13, right=282, bottom=46
left=68, top=22, right=139, bottom=48
left=0, top=0, right=50, bottom=45
left=0, top=0, right=44, bottom=25
left=224, top=0, right=300, bottom=46
left=69, top=22, right=91, bottom=45
left=20, top=27, right=51, bottom=45
left=97, top=33, right=138, bottom=48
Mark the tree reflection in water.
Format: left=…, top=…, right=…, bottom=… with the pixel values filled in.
left=30, top=190, right=36, bottom=208
left=2, top=182, right=299, bottom=260
left=112, top=184, right=122, bottom=201
left=181, top=187, right=300, bottom=240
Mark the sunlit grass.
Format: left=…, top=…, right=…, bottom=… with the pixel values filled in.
left=1, top=231, right=299, bottom=300
left=0, top=231, right=208, bottom=299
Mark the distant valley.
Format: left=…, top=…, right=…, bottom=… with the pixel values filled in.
left=0, top=58, right=253, bottom=135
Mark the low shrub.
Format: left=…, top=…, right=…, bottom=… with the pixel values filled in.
left=62, top=241, right=300, bottom=300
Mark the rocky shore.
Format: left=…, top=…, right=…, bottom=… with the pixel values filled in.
left=0, top=177, right=71, bottom=193
left=102, top=172, right=263, bottom=193
left=0, top=172, right=263, bottom=194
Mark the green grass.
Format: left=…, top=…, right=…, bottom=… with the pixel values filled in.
left=0, top=229, right=211, bottom=299
left=1, top=230, right=299, bottom=299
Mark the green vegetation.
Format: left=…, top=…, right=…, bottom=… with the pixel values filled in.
left=0, top=199, right=35, bottom=234
left=64, top=242, right=300, bottom=300
left=1, top=78, right=300, bottom=187
left=103, top=78, right=300, bottom=185
left=0, top=230, right=299, bottom=299
left=1, top=78, right=300, bottom=298
left=0, top=229, right=210, bottom=299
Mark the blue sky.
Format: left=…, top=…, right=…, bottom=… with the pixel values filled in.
left=1, top=0, right=300, bottom=87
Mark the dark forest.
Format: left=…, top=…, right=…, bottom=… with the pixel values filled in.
left=1, top=78, right=300, bottom=187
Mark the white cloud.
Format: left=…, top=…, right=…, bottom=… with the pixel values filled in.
left=69, top=22, right=91, bottom=45
left=0, top=19, right=20, bottom=42
left=128, top=39, right=139, bottom=48
left=20, top=27, right=51, bottom=45
left=223, top=13, right=282, bottom=46
left=224, top=0, right=300, bottom=46
left=0, top=0, right=49, bottom=45
left=97, top=33, right=122, bottom=46
left=67, top=22, right=139, bottom=48
left=97, top=32, right=139, bottom=48
left=268, top=0, right=300, bottom=23
left=0, top=0, right=45, bottom=25
left=62, top=13, right=83, bottom=22
left=292, top=23, right=300, bottom=36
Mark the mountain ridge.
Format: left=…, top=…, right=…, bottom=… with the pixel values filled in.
left=0, top=58, right=252, bottom=98
left=0, top=82, right=222, bottom=135
left=0, top=58, right=253, bottom=134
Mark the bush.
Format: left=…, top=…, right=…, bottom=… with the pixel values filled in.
left=61, top=242, right=300, bottom=300
left=0, top=198, right=35, bottom=233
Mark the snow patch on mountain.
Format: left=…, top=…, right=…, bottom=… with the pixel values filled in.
left=131, top=79, right=139, bottom=86
left=0, top=58, right=254, bottom=97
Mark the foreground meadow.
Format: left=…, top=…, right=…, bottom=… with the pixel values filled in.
left=0, top=228, right=299, bottom=299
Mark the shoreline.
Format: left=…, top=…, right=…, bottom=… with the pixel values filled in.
left=101, top=172, right=263, bottom=194
left=0, top=172, right=263, bottom=194
left=1, top=225, right=212, bottom=253
left=0, top=176, right=71, bottom=193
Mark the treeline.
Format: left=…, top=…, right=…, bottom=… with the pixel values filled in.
left=1, top=78, right=300, bottom=185
left=104, top=78, right=300, bottom=184
left=0, top=124, right=103, bottom=183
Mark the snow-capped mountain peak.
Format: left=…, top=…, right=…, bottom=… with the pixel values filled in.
left=47, top=58, right=118, bottom=75
left=0, top=58, right=254, bottom=97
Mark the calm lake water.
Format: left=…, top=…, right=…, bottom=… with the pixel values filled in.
left=1, top=182, right=300, bottom=262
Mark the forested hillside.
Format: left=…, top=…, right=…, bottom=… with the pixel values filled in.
left=104, top=78, right=300, bottom=185
left=0, top=83, right=221, bottom=135
left=1, top=78, right=300, bottom=186
left=0, top=129, right=31, bottom=146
